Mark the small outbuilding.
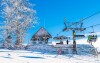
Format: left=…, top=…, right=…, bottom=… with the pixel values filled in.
left=31, top=27, right=52, bottom=44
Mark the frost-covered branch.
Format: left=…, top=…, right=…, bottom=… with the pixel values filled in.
left=0, top=0, right=38, bottom=48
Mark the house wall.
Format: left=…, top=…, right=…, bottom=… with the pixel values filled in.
left=32, top=37, right=49, bottom=45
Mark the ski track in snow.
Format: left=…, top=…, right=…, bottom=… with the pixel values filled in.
left=0, top=49, right=100, bottom=63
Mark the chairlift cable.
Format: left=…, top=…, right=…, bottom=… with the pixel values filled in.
left=68, top=11, right=100, bottom=27
left=92, top=26, right=94, bottom=32
left=82, top=11, right=100, bottom=22
left=85, top=23, right=100, bottom=29
left=54, top=30, right=62, bottom=37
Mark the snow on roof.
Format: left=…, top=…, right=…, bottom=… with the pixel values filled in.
left=32, top=27, right=52, bottom=39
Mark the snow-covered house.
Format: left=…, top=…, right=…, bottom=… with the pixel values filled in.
left=31, top=27, right=52, bottom=44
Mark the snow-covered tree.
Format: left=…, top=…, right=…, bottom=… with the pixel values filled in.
left=0, top=0, right=38, bottom=49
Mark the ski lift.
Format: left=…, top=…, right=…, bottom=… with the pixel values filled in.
left=87, top=26, right=97, bottom=43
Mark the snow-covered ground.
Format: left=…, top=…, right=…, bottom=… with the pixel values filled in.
left=0, top=38, right=100, bottom=63
left=52, top=37, right=100, bottom=52
left=0, top=49, right=100, bottom=63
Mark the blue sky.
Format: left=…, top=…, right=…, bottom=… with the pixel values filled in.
left=1, top=0, right=100, bottom=43
left=27, top=0, right=100, bottom=41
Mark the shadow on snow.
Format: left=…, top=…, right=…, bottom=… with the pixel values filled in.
left=20, top=56, right=44, bottom=59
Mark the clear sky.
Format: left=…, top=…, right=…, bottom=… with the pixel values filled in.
left=1, top=0, right=100, bottom=43
left=26, top=0, right=100, bottom=42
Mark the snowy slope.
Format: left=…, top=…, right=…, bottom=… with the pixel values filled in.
left=76, top=37, right=100, bottom=52
left=0, top=49, right=100, bottom=63
left=0, top=38, right=100, bottom=63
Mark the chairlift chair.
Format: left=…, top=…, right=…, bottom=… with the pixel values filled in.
left=87, top=26, right=97, bottom=43
left=87, top=32, right=97, bottom=42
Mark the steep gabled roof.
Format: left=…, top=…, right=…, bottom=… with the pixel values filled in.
left=32, top=27, right=52, bottom=40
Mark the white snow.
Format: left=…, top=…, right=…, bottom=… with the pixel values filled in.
left=76, top=37, right=100, bottom=52
left=0, top=49, right=100, bottom=63
left=0, top=38, right=100, bottom=63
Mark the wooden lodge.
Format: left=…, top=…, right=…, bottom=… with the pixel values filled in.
left=31, top=27, right=52, bottom=44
